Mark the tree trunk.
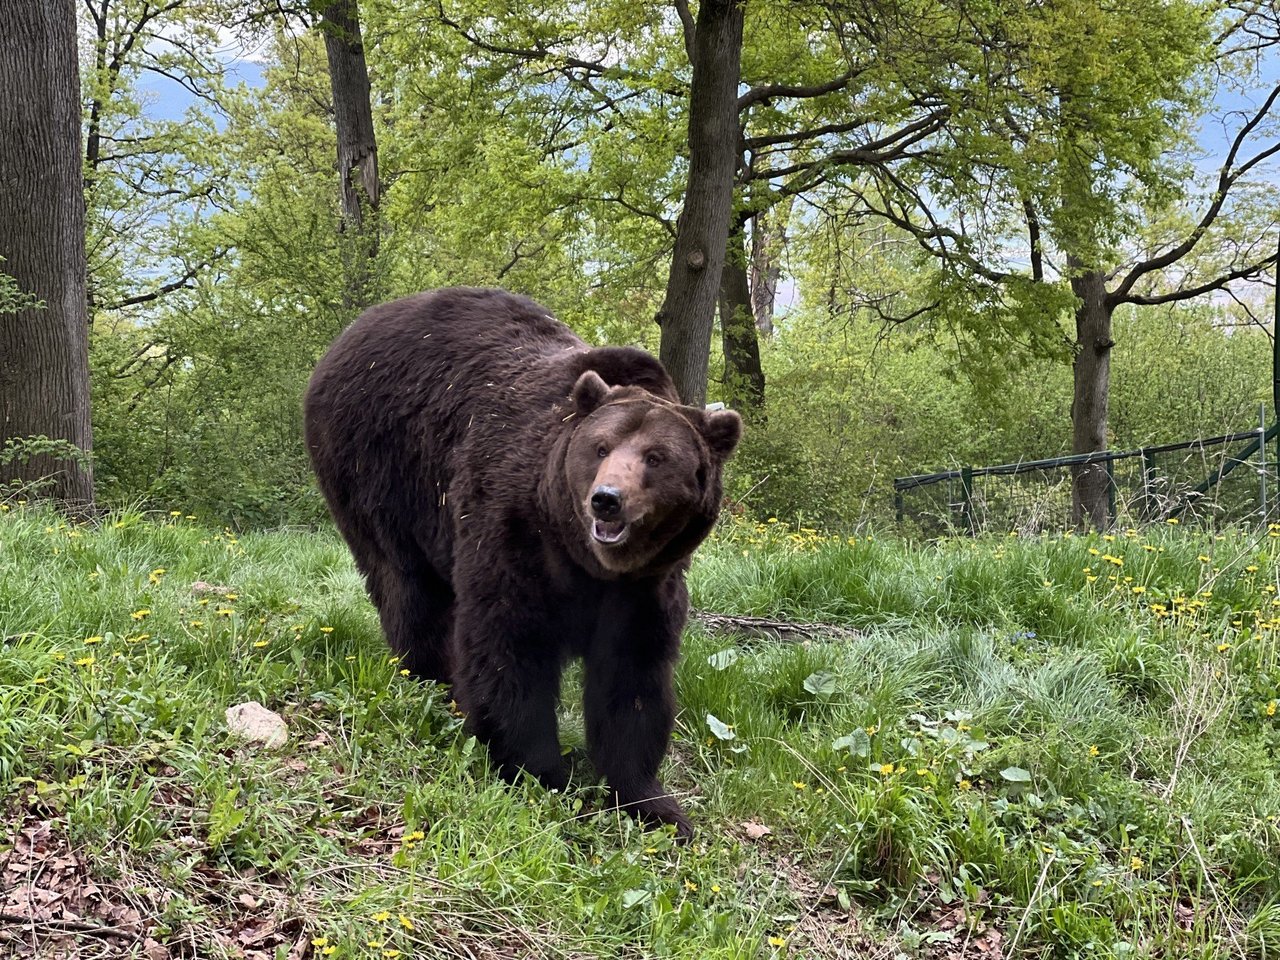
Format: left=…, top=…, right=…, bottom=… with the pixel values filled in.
left=720, top=215, right=766, bottom=418
left=749, top=196, right=791, bottom=336
left=1069, top=265, right=1113, bottom=530
left=0, top=0, right=94, bottom=512
left=657, top=0, right=744, bottom=407
left=319, top=0, right=380, bottom=312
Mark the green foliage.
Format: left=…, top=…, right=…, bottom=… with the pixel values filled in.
left=0, top=259, right=41, bottom=314
left=722, top=297, right=1272, bottom=526
left=1, top=436, right=91, bottom=502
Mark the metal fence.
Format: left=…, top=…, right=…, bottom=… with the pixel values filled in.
left=894, top=421, right=1279, bottom=535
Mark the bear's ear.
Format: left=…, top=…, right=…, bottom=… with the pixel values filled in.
left=700, top=408, right=743, bottom=459
left=571, top=370, right=611, bottom=416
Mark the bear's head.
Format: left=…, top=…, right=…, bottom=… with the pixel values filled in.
left=564, top=370, right=742, bottom=575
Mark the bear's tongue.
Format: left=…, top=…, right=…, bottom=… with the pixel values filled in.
left=592, top=519, right=628, bottom=544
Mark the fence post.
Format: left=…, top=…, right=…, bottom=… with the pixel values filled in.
left=1261, top=403, right=1269, bottom=522
left=960, top=465, right=975, bottom=535
left=1105, top=456, right=1116, bottom=527
left=1141, top=448, right=1157, bottom=520
left=895, top=489, right=904, bottom=524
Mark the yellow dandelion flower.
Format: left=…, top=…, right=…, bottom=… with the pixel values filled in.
left=958, top=779, right=972, bottom=790
left=130, top=609, right=150, bottom=621
left=253, top=640, right=269, bottom=649
left=323, top=949, right=336, bottom=957
left=1267, top=700, right=1276, bottom=717
left=311, top=937, right=328, bottom=947
left=74, top=655, right=95, bottom=667
left=1089, top=745, right=1100, bottom=757
left=399, top=668, right=411, bottom=676
left=684, top=879, right=698, bottom=891
left=711, top=884, right=721, bottom=893
left=216, top=607, right=234, bottom=617
left=371, top=911, right=391, bottom=923
left=397, top=915, right=414, bottom=931
left=768, top=937, right=786, bottom=947
left=1130, top=856, right=1144, bottom=870
left=878, top=763, right=894, bottom=776
left=1217, top=642, right=1231, bottom=653
left=84, top=635, right=103, bottom=644
left=32, top=677, right=48, bottom=685
left=792, top=781, right=806, bottom=790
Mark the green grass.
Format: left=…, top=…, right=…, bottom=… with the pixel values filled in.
left=2, top=506, right=1279, bottom=958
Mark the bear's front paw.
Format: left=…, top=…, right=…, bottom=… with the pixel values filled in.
left=496, top=757, right=571, bottom=794
left=614, top=788, right=694, bottom=843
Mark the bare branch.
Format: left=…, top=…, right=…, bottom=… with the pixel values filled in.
left=1110, top=81, right=1280, bottom=304
left=1121, top=254, right=1279, bottom=306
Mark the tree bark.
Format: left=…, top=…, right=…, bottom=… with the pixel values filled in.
left=1069, top=265, right=1112, bottom=530
left=319, top=0, right=380, bottom=312
left=749, top=197, right=791, bottom=335
left=0, top=0, right=95, bottom=512
left=719, top=215, right=766, bottom=418
left=657, top=0, right=744, bottom=407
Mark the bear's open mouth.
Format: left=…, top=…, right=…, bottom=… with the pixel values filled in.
left=592, top=519, right=629, bottom=544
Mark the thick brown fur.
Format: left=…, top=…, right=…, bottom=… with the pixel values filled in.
left=304, top=287, right=741, bottom=839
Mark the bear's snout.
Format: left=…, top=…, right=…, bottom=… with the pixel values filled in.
left=590, top=485, right=623, bottom=519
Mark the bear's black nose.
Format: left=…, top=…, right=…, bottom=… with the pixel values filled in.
left=590, top=486, right=622, bottom=519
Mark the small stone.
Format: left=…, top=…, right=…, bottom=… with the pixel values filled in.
left=225, top=701, right=288, bottom=749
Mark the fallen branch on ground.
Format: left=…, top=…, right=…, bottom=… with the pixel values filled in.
left=691, top=611, right=858, bottom=642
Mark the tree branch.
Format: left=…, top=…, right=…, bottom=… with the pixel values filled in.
left=1121, top=254, right=1279, bottom=306
left=674, top=0, right=695, bottom=62
left=101, top=253, right=222, bottom=311
left=737, top=68, right=862, bottom=112
left=1110, top=81, right=1280, bottom=304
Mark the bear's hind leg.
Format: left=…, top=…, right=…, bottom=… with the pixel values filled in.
left=366, top=564, right=455, bottom=684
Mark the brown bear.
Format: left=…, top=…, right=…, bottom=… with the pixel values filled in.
left=303, top=287, right=741, bottom=839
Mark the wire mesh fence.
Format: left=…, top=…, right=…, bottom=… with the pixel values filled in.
left=894, top=423, right=1279, bottom=536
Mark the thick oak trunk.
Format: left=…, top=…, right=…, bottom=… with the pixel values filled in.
left=1069, top=266, right=1112, bottom=530
left=319, top=0, right=380, bottom=312
left=719, top=216, right=766, bottom=418
left=0, top=0, right=94, bottom=512
left=657, top=0, right=744, bottom=407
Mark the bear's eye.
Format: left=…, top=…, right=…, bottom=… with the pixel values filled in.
left=645, top=452, right=664, bottom=468
left=596, top=445, right=609, bottom=459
